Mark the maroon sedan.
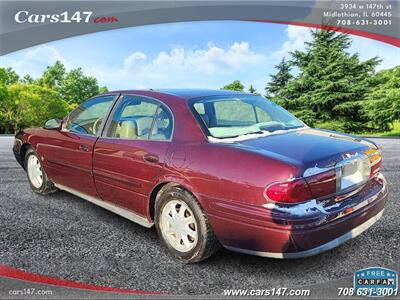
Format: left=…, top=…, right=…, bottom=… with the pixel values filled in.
left=13, top=89, right=387, bottom=263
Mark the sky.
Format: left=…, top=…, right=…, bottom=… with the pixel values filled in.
left=1, top=21, right=399, bottom=93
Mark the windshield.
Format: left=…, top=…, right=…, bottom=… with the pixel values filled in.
left=189, top=95, right=305, bottom=139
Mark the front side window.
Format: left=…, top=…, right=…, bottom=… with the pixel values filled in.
left=107, top=95, right=173, bottom=141
left=65, top=95, right=116, bottom=136
left=190, top=95, right=304, bottom=139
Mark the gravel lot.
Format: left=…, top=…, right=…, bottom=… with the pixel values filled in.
left=0, top=136, right=399, bottom=295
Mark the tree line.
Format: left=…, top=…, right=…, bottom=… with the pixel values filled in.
left=222, top=30, right=399, bottom=134
left=1, top=29, right=399, bottom=134
left=0, top=62, right=107, bottom=133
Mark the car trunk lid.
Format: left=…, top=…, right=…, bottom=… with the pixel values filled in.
left=233, top=128, right=376, bottom=175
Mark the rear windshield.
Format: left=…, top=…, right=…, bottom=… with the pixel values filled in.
left=189, top=95, right=304, bottom=139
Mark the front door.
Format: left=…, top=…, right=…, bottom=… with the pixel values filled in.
left=42, top=94, right=118, bottom=197
left=93, top=94, right=174, bottom=216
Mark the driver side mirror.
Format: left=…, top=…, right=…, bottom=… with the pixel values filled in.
left=44, top=118, right=62, bottom=130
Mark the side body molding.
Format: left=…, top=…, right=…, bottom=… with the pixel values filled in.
left=55, top=183, right=154, bottom=228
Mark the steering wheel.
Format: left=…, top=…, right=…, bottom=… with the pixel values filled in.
left=92, top=117, right=103, bottom=135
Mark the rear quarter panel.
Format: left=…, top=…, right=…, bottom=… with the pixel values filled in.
left=165, top=142, right=300, bottom=209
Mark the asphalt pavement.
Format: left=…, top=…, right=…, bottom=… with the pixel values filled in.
left=0, top=136, right=399, bottom=295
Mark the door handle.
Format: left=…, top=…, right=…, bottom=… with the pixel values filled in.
left=79, top=144, right=90, bottom=152
left=143, top=153, right=159, bottom=163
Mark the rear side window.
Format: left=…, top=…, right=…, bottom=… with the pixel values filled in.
left=121, top=101, right=158, bottom=118
left=107, top=95, right=173, bottom=141
left=152, top=107, right=173, bottom=140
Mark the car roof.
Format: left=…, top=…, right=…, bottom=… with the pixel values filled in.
left=107, top=88, right=250, bottom=100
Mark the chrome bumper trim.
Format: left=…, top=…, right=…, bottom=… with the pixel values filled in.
left=224, top=209, right=383, bottom=259
left=55, top=184, right=154, bottom=228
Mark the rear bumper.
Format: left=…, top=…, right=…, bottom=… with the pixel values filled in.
left=12, top=135, right=24, bottom=168
left=207, top=173, right=388, bottom=258
left=224, top=209, right=383, bottom=258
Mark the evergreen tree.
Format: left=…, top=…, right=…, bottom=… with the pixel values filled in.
left=265, top=58, right=292, bottom=100
left=282, top=30, right=380, bottom=131
left=364, top=66, right=400, bottom=131
left=248, top=85, right=256, bottom=94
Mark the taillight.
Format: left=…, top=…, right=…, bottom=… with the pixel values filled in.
left=265, top=150, right=382, bottom=204
left=305, top=170, right=337, bottom=198
left=265, top=170, right=337, bottom=204
left=265, top=178, right=313, bottom=203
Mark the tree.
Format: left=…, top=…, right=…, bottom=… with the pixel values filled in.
left=38, top=61, right=66, bottom=88
left=0, top=67, right=20, bottom=85
left=60, top=68, right=103, bottom=104
left=364, top=66, right=400, bottom=131
left=99, top=86, right=109, bottom=94
left=248, top=85, right=256, bottom=94
left=281, top=30, right=380, bottom=131
left=1, top=83, right=69, bottom=133
left=222, top=80, right=244, bottom=91
left=0, top=91, right=9, bottom=133
left=0, top=68, right=12, bottom=132
left=35, top=61, right=106, bottom=104
left=0, top=64, right=108, bottom=133
left=22, top=74, right=35, bottom=84
left=265, top=58, right=293, bottom=100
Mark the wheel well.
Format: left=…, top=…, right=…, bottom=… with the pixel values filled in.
left=149, top=182, right=187, bottom=221
left=20, top=143, right=32, bottom=169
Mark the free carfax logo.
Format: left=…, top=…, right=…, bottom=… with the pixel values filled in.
left=354, top=267, right=398, bottom=297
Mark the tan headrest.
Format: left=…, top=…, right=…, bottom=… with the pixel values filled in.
left=117, top=121, right=137, bottom=139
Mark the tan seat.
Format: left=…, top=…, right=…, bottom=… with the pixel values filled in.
left=116, top=120, right=137, bottom=139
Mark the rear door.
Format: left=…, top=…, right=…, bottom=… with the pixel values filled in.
left=93, top=94, right=174, bottom=216
left=42, top=94, right=118, bottom=197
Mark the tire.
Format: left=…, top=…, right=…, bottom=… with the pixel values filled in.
left=155, top=185, right=220, bottom=263
left=24, top=148, right=57, bottom=195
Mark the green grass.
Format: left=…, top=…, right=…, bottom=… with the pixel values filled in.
left=357, top=121, right=400, bottom=137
